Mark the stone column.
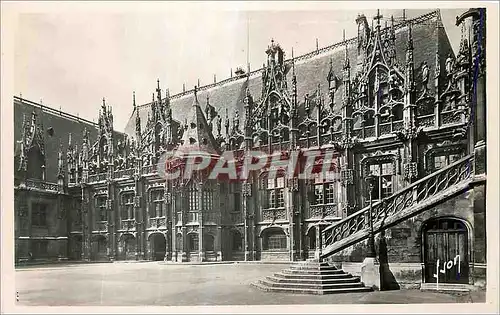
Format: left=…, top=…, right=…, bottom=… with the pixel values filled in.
left=181, top=226, right=188, bottom=262
left=171, top=188, right=177, bottom=262
left=314, top=224, right=322, bottom=261
left=243, top=183, right=250, bottom=261
left=216, top=226, right=222, bottom=261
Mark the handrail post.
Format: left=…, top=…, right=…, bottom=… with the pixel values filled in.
left=365, top=173, right=376, bottom=258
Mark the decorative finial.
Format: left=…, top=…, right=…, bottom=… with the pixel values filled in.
left=157, top=78, right=160, bottom=89
left=133, top=91, right=136, bottom=108
left=343, top=29, right=346, bottom=42
left=374, top=9, right=383, bottom=26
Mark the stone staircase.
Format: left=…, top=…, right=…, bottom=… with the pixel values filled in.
left=251, top=260, right=373, bottom=295
left=320, top=155, right=474, bottom=260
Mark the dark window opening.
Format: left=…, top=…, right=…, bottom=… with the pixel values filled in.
left=263, top=228, right=287, bottom=250
left=31, top=203, right=47, bottom=227
left=188, top=234, right=199, bottom=252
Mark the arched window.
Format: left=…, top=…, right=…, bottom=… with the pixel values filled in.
left=262, top=228, right=287, bottom=250
left=188, top=233, right=199, bottom=252
left=204, top=234, right=215, bottom=252
left=27, top=146, right=44, bottom=180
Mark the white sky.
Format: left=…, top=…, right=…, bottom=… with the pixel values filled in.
left=11, top=2, right=466, bottom=131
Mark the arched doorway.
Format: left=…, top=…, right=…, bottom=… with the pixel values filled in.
left=423, top=217, right=469, bottom=284
left=262, top=227, right=287, bottom=250
left=204, top=234, right=215, bottom=252
left=71, top=235, right=82, bottom=260
left=149, top=233, right=166, bottom=261
left=122, top=234, right=137, bottom=260
left=94, top=235, right=107, bottom=260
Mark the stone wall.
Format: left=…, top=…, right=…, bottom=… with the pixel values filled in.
left=260, top=251, right=289, bottom=261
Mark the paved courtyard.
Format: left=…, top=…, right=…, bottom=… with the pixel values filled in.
left=15, top=261, right=485, bottom=306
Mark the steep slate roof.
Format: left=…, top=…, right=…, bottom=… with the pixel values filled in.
left=124, top=10, right=453, bottom=140
left=14, top=97, right=124, bottom=183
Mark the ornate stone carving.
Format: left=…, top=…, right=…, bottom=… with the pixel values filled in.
left=340, top=168, right=354, bottom=186
left=403, top=162, right=418, bottom=181
left=242, top=183, right=252, bottom=197
left=287, top=177, right=299, bottom=192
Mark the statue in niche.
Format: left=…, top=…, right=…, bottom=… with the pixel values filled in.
left=421, top=61, right=429, bottom=91
left=445, top=54, right=455, bottom=77
left=216, top=115, right=222, bottom=136
left=233, top=110, right=240, bottom=131
left=58, top=149, right=64, bottom=171
left=304, top=94, right=310, bottom=115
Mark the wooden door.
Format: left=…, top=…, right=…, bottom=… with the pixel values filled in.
left=423, top=218, right=469, bottom=284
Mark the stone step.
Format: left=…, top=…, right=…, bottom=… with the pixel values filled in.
left=289, top=264, right=338, bottom=271
left=265, top=275, right=361, bottom=285
left=294, top=261, right=331, bottom=267
left=251, top=281, right=373, bottom=295
left=258, top=279, right=366, bottom=290
left=273, top=272, right=352, bottom=280
left=281, top=268, right=346, bottom=275
left=420, top=282, right=471, bottom=292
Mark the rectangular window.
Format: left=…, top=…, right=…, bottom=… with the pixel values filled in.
left=313, top=185, right=324, bottom=205
left=368, top=161, right=394, bottom=201
left=234, top=193, right=241, bottom=213
left=31, top=203, right=47, bottom=227
left=276, top=188, right=284, bottom=208
left=267, top=234, right=287, bottom=250
left=188, top=212, right=199, bottom=222
left=434, top=155, right=447, bottom=170
left=150, top=190, right=164, bottom=218
left=189, top=188, right=198, bottom=211
left=268, top=190, right=275, bottom=208
left=265, top=176, right=285, bottom=209
left=203, top=191, right=213, bottom=211
left=432, top=153, right=463, bottom=171
left=325, top=183, right=336, bottom=204
left=312, top=173, right=337, bottom=205
left=96, top=197, right=107, bottom=222
left=122, top=194, right=134, bottom=220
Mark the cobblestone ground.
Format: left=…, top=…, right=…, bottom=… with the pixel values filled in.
left=14, top=262, right=486, bottom=306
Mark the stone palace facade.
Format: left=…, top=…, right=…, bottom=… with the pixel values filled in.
left=14, top=9, right=487, bottom=288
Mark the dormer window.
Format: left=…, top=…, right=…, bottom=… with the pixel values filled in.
left=190, top=123, right=196, bottom=129
left=189, top=138, right=197, bottom=144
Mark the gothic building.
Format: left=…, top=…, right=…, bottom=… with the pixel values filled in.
left=14, top=9, right=487, bottom=288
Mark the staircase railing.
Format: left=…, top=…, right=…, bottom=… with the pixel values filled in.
left=321, top=154, right=474, bottom=258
